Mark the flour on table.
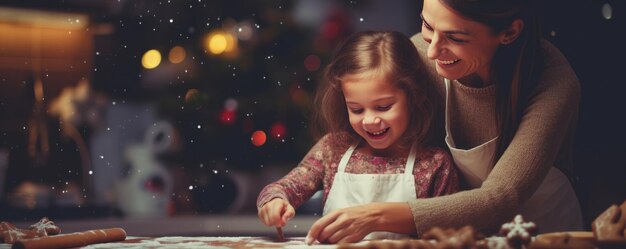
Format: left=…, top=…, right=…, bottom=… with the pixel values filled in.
left=82, top=236, right=348, bottom=249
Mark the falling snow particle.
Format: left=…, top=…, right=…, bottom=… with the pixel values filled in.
left=359, top=18, right=364, bottom=22
left=89, top=170, right=93, bottom=175
left=170, top=19, right=174, bottom=23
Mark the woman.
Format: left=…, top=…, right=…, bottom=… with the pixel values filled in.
left=305, top=0, right=582, bottom=244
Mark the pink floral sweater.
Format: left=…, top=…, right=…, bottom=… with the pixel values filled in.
left=257, top=135, right=459, bottom=210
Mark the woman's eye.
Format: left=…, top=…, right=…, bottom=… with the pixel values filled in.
left=448, top=36, right=467, bottom=44
left=422, top=21, right=433, bottom=31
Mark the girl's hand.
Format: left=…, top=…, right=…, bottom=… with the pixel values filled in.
left=305, top=204, right=381, bottom=244
left=258, top=198, right=295, bottom=227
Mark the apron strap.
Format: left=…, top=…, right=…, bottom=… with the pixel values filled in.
left=337, top=142, right=358, bottom=173
left=404, top=142, right=418, bottom=175
left=444, top=78, right=453, bottom=138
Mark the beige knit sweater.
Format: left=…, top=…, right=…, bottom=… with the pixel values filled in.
left=409, top=33, right=581, bottom=235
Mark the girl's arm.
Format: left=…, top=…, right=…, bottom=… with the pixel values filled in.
left=427, top=148, right=459, bottom=197
left=256, top=134, right=333, bottom=210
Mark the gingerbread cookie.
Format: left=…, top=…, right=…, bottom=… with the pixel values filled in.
left=0, top=221, right=44, bottom=244
left=422, top=226, right=488, bottom=249
left=592, top=200, right=626, bottom=249
left=592, top=200, right=626, bottom=241
left=500, top=214, right=537, bottom=248
left=0, top=217, right=60, bottom=244
left=531, top=232, right=595, bottom=249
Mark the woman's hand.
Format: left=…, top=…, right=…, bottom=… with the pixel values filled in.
left=305, top=202, right=416, bottom=244
left=258, top=198, right=295, bottom=227
left=305, top=204, right=383, bottom=244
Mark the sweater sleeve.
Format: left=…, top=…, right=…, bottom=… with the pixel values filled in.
left=408, top=33, right=581, bottom=235
left=429, top=148, right=459, bottom=197
left=256, top=134, right=331, bottom=210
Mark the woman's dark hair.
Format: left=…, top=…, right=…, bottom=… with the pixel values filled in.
left=441, top=0, right=543, bottom=163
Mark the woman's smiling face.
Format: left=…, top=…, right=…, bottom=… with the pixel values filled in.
left=420, top=0, right=508, bottom=85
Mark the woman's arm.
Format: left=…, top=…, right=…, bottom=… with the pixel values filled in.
left=407, top=33, right=581, bottom=235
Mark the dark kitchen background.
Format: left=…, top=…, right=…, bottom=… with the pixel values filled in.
left=0, top=0, right=624, bottom=234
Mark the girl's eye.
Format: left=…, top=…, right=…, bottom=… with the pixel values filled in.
left=350, top=108, right=363, bottom=114
left=377, top=105, right=392, bottom=111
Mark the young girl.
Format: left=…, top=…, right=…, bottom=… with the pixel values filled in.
left=257, top=31, right=458, bottom=242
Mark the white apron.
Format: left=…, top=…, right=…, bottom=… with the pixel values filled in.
left=444, top=78, right=583, bottom=232
left=323, top=142, right=418, bottom=240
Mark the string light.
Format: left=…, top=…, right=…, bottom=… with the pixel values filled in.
left=142, top=49, right=162, bottom=69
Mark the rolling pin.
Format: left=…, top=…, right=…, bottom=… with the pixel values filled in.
left=12, top=228, right=126, bottom=249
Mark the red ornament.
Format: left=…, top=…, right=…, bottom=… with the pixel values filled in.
left=304, top=54, right=321, bottom=72
left=270, top=122, right=287, bottom=140
left=219, top=109, right=236, bottom=124
left=251, top=130, right=267, bottom=147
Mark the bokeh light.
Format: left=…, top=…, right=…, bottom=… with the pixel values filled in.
left=242, top=117, right=254, bottom=133
left=270, top=122, right=287, bottom=140
left=209, top=33, right=227, bottom=54
left=205, top=31, right=237, bottom=55
left=184, top=89, right=199, bottom=102
left=219, top=109, right=236, bottom=124
left=251, top=130, right=267, bottom=147
left=322, top=21, right=340, bottom=40
left=236, top=21, right=254, bottom=41
left=304, top=54, right=321, bottom=72
left=602, top=3, right=612, bottom=20
left=142, top=49, right=162, bottom=69
left=168, top=46, right=186, bottom=64
left=289, top=84, right=309, bottom=108
left=224, top=98, right=238, bottom=111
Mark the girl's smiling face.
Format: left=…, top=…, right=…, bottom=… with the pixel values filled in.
left=342, top=73, right=410, bottom=156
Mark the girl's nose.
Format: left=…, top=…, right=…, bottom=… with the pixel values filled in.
left=362, top=116, right=385, bottom=131
left=362, top=116, right=381, bottom=125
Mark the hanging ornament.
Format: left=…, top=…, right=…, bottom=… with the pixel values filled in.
left=269, top=122, right=287, bottom=141
left=251, top=130, right=267, bottom=147
left=219, top=109, right=236, bottom=125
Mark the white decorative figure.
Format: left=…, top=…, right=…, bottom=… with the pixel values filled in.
left=116, top=121, right=175, bottom=217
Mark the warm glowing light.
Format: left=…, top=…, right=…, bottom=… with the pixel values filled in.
left=142, top=49, right=162, bottom=69
left=168, top=46, right=186, bottom=64
left=251, top=130, right=267, bottom=147
left=205, top=31, right=237, bottom=55
left=208, top=33, right=227, bottom=54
